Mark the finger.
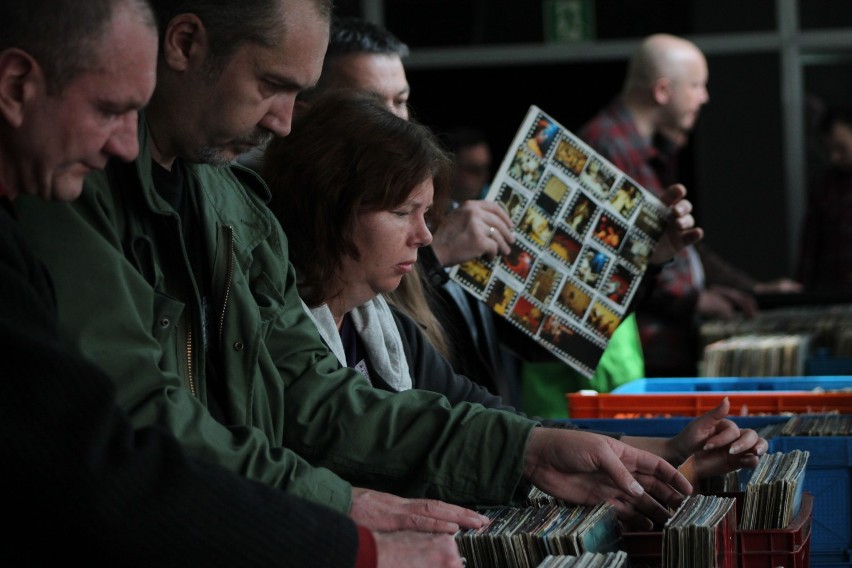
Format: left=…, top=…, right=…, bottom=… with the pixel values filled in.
left=594, top=446, right=648, bottom=498
left=490, top=217, right=514, bottom=241
left=703, top=419, right=742, bottom=451
left=705, top=397, right=731, bottom=422
left=736, top=454, right=761, bottom=469
left=491, top=234, right=511, bottom=256
left=480, top=233, right=501, bottom=260
left=728, top=429, right=762, bottom=455
left=478, top=199, right=514, bottom=226
left=388, top=499, right=489, bottom=532
left=402, top=514, right=460, bottom=533
left=629, top=491, right=677, bottom=527
left=628, top=446, right=693, bottom=496
left=485, top=221, right=513, bottom=250
left=479, top=208, right=513, bottom=237
left=725, top=289, right=758, bottom=313
left=633, top=472, right=688, bottom=513
left=420, top=499, right=489, bottom=528
left=480, top=220, right=512, bottom=256
left=659, top=183, right=687, bottom=207
left=671, top=212, right=695, bottom=231
left=671, top=196, right=693, bottom=218
left=695, top=398, right=733, bottom=446
left=608, top=498, right=655, bottom=532
left=694, top=448, right=745, bottom=479
left=681, top=226, right=704, bottom=247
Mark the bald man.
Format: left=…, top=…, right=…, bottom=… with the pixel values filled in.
left=621, top=33, right=710, bottom=141
left=580, top=33, right=800, bottom=378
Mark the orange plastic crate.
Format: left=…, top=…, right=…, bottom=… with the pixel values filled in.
left=566, top=392, right=852, bottom=418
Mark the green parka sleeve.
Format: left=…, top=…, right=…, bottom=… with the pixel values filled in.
left=15, top=122, right=538, bottom=512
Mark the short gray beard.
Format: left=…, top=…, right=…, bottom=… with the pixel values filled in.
left=195, top=129, right=275, bottom=167
left=196, top=146, right=236, bottom=167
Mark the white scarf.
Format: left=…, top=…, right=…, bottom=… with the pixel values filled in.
left=301, top=295, right=413, bottom=392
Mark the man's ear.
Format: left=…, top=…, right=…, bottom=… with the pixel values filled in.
left=160, top=13, right=210, bottom=73
left=0, top=48, right=42, bottom=128
left=652, top=77, right=672, bottom=106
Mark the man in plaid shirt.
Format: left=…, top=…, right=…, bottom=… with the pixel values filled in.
left=580, top=33, right=801, bottom=377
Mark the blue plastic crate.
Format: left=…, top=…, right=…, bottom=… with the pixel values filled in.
left=570, top=416, right=852, bottom=563
left=811, top=549, right=852, bottom=567
left=612, top=376, right=852, bottom=394
left=770, top=436, right=852, bottom=558
left=807, top=350, right=852, bottom=376
left=567, top=416, right=782, bottom=438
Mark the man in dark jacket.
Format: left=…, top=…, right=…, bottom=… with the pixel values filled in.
left=0, top=1, right=462, bottom=565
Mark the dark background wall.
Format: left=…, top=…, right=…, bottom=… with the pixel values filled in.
left=334, top=0, right=852, bottom=282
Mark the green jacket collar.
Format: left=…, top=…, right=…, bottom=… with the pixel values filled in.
left=133, top=111, right=276, bottom=251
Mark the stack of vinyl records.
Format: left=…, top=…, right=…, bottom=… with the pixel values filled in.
left=740, top=449, right=809, bottom=530
left=535, top=551, right=628, bottom=568
left=526, top=486, right=567, bottom=506
left=697, top=469, right=742, bottom=494
left=699, top=303, right=852, bottom=357
left=757, top=412, right=852, bottom=437
left=455, top=502, right=620, bottom=568
left=662, top=494, right=737, bottom=568
left=700, top=333, right=811, bottom=376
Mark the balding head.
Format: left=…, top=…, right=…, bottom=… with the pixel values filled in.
left=624, top=34, right=705, bottom=93
left=622, top=33, right=709, bottom=135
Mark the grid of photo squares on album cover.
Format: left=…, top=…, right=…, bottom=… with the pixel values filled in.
left=449, top=106, right=668, bottom=377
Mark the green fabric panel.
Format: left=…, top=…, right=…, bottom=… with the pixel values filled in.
left=521, top=314, right=644, bottom=419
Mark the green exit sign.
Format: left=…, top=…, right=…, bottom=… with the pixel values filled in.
left=543, top=0, right=595, bottom=43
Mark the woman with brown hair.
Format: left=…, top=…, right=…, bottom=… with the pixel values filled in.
left=262, top=88, right=501, bottom=403
left=262, top=88, right=767, bottom=479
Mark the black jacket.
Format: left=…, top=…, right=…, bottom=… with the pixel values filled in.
left=0, top=199, right=358, bottom=567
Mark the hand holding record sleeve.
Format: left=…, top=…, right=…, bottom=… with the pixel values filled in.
left=648, top=183, right=704, bottom=265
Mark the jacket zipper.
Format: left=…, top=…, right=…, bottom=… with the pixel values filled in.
left=185, top=226, right=233, bottom=396
left=218, top=225, right=235, bottom=348
left=186, top=326, right=195, bottom=395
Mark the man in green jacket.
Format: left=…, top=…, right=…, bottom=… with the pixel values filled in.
left=17, top=0, right=695, bottom=532
left=1, top=1, right=467, bottom=565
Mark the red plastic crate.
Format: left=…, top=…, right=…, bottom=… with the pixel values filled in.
left=620, top=530, right=662, bottom=568
left=618, top=493, right=814, bottom=568
left=621, top=532, right=812, bottom=568
left=620, top=494, right=737, bottom=568
left=737, top=492, right=813, bottom=555
left=566, top=392, right=852, bottom=418
left=738, top=532, right=810, bottom=568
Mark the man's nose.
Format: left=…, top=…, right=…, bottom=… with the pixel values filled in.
left=103, top=112, right=140, bottom=162
left=260, top=95, right=296, bottom=138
